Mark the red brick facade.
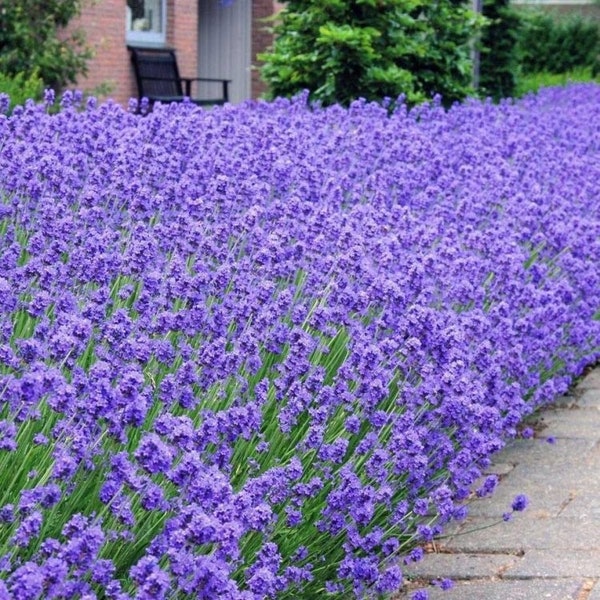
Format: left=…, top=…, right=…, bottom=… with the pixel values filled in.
left=251, top=0, right=279, bottom=99
left=68, top=0, right=136, bottom=103
left=68, top=0, right=278, bottom=106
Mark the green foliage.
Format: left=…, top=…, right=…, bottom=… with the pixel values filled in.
left=0, top=71, right=44, bottom=112
left=477, top=5, right=600, bottom=101
left=478, top=0, right=523, bottom=101
left=514, top=67, right=600, bottom=98
left=260, top=0, right=482, bottom=107
left=0, top=0, right=92, bottom=91
left=517, top=11, right=600, bottom=76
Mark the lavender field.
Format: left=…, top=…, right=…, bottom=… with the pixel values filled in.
left=0, top=85, right=599, bottom=599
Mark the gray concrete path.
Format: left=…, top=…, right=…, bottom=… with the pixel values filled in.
left=396, top=367, right=600, bottom=600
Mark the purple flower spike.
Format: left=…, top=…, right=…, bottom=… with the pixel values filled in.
left=0, top=93, right=10, bottom=114
left=7, top=562, right=44, bottom=600
left=12, top=511, right=43, bottom=547
left=130, top=556, right=171, bottom=600
left=134, top=433, right=175, bottom=475
left=511, top=494, right=529, bottom=512
left=521, top=427, right=534, bottom=439
left=0, top=81, right=599, bottom=598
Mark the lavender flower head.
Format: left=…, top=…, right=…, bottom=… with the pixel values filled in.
left=0, top=83, right=598, bottom=598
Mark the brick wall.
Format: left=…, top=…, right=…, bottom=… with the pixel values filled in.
left=251, top=0, right=278, bottom=98
left=170, top=0, right=198, bottom=80
left=67, top=0, right=136, bottom=105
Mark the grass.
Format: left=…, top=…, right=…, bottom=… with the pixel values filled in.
left=514, top=67, right=600, bottom=97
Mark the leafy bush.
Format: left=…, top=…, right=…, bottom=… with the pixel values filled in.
left=478, top=0, right=523, bottom=100
left=0, top=0, right=91, bottom=91
left=515, top=67, right=600, bottom=97
left=0, top=86, right=599, bottom=598
left=0, top=71, right=44, bottom=113
left=260, top=0, right=481, bottom=107
left=517, top=11, right=600, bottom=76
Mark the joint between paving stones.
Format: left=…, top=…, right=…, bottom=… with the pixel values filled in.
left=576, top=578, right=596, bottom=600
left=556, top=491, right=577, bottom=515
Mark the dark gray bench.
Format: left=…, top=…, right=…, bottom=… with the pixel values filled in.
left=129, top=47, right=230, bottom=107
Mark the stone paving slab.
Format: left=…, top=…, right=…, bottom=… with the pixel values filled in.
left=558, top=492, right=600, bottom=519
left=403, top=552, right=518, bottom=581
left=493, top=437, right=595, bottom=464
left=443, top=516, right=600, bottom=553
left=394, top=367, right=600, bottom=599
left=505, top=460, right=598, bottom=488
left=465, top=481, right=573, bottom=519
left=484, top=461, right=515, bottom=477
left=541, top=410, right=600, bottom=439
left=504, top=549, right=600, bottom=578
left=547, top=394, right=580, bottom=409
left=586, top=581, right=600, bottom=600
left=397, top=578, right=584, bottom=599
left=578, top=389, right=600, bottom=408
left=575, top=370, right=600, bottom=390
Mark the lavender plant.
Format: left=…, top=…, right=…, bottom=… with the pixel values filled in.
left=0, top=85, right=599, bottom=598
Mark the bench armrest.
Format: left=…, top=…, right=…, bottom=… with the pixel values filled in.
left=182, top=77, right=232, bottom=83
left=181, top=78, right=230, bottom=102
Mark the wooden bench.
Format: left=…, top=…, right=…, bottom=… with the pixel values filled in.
left=129, top=47, right=230, bottom=107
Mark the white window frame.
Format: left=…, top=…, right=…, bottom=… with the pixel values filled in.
left=126, top=0, right=167, bottom=47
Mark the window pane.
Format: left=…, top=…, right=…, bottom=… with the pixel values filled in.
left=127, top=0, right=163, bottom=34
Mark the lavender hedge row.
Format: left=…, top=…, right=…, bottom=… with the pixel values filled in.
left=0, top=85, right=599, bottom=599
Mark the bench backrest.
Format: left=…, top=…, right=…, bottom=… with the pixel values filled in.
left=130, top=48, right=184, bottom=100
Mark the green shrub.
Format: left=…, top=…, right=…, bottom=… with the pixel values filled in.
left=478, top=0, right=523, bottom=101
left=517, top=12, right=600, bottom=76
left=260, top=0, right=482, bottom=108
left=0, top=71, right=44, bottom=113
left=514, top=67, right=600, bottom=97
left=0, top=0, right=91, bottom=92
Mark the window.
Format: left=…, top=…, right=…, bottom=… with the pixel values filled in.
left=126, top=0, right=166, bottom=46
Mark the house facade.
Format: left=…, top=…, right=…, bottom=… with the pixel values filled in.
left=68, top=0, right=282, bottom=106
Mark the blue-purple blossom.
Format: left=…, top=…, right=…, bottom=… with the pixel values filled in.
left=476, top=475, right=499, bottom=498
left=520, top=427, right=534, bottom=439
left=511, top=494, right=529, bottom=512
left=7, top=562, right=44, bottom=600
left=433, top=577, right=454, bottom=590
left=12, top=511, right=43, bottom=547
left=0, top=93, right=10, bottom=114
left=43, top=89, right=55, bottom=107
left=130, top=556, right=170, bottom=599
left=0, top=421, right=17, bottom=451
left=0, top=84, right=598, bottom=598
left=0, top=505, right=14, bottom=524
left=134, top=433, right=175, bottom=475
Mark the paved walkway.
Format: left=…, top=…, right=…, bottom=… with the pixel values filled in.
left=396, top=367, right=600, bottom=600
